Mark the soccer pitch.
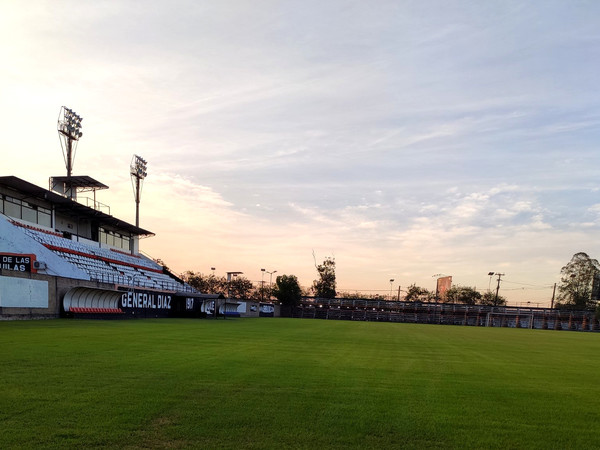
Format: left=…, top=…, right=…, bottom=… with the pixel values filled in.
left=1, top=318, right=600, bottom=449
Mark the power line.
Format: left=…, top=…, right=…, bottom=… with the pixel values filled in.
left=502, top=280, right=555, bottom=288
left=503, top=287, right=553, bottom=291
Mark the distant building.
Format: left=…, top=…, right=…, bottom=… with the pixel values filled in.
left=436, top=276, right=453, bottom=301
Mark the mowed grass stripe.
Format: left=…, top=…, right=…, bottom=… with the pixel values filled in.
left=1, top=318, right=599, bottom=449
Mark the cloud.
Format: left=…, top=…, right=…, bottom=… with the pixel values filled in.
left=3, top=1, right=600, bottom=307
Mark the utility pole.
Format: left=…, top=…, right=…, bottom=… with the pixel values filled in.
left=494, top=273, right=505, bottom=305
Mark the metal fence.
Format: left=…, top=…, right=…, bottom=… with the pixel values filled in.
left=292, top=298, right=598, bottom=331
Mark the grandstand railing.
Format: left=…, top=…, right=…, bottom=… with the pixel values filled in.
left=12, top=220, right=196, bottom=293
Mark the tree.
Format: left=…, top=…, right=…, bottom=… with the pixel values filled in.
left=182, top=271, right=265, bottom=300
left=181, top=271, right=227, bottom=294
left=228, top=276, right=254, bottom=300
left=252, top=284, right=272, bottom=302
left=556, top=252, right=600, bottom=310
left=404, top=284, right=434, bottom=302
left=479, top=291, right=507, bottom=307
left=313, top=256, right=336, bottom=298
left=273, top=275, right=302, bottom=307
left=445, top=286, right=481, bottom=305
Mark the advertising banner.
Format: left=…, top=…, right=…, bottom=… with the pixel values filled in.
left=118, top=287, right=173, bottom=318
left=0, top=253, right=34, bottom=272
left=436, top=276, right=453, bottom=300
left=259, top=303, right=275, bottom=317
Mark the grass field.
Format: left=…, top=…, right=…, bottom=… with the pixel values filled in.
left=1, top=318, right=600, bottom=449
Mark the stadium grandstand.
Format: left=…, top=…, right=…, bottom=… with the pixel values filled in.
left=0, top=106, right=240, bottom=320
left=0, top=175, right=234, bottom=319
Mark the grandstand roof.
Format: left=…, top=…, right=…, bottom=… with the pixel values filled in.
left=50, top=175, right=109, bottom=191
left=0, top=176, right=154, bottom=237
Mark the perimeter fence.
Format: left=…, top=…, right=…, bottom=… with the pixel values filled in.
left=292, top=298, right=598, bottom=331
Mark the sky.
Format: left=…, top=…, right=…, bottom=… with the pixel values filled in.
left=2, top=1, right=600, bottom=305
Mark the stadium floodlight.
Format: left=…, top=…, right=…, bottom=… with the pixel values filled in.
left=57, top=106, right=84, bottom=178
left=130, top=154, right=148, bottom=227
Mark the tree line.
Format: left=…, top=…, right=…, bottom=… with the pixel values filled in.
left=180, top=252, right=600, bottom=312
left=392, top=252, right=600, bottom=310
left=404, top=284, right=508, bottom=306
left=181, top=256, right=337, bottom=309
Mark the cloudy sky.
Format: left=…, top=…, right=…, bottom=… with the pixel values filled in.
left=2, top=1, right=600, bottom=305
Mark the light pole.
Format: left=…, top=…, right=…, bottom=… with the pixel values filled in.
left=261, top=268, right=266, bottom=302
left=266, top=270, right=277, bottom=301
left=209, top=267, right=216, bottom=294
left=487, top=272, right=495, bottom=292
left=389, top=279, right=395, bottom=301
left=225, top=271, right=243, bottom=319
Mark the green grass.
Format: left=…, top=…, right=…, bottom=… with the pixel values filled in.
left=1, top=318, right=600, bottom=449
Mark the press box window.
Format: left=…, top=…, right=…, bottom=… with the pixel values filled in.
left=38, top=207, right=51, bottom=228
left=4, top=196, right=22, bottom=219
left=22, top=202, right=37, bottom=223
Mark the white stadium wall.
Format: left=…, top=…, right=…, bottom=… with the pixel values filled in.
left=0, top=276, right=48, bottom=308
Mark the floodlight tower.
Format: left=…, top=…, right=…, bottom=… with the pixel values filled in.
left=130, top=155, right=148, bottom=227
left=57, top=106, right=83, bottom=197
